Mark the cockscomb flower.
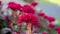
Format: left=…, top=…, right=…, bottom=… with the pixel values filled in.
left=0, top=1, right=2, bottom=5
left=55, top=27, right=60, bottom=34
left=31, top=1, right=38, bottom=7
left=16, top=4, right=22, bottom=10
left=44, top=16, right=55, bottom=22
left=8, top=22, right=12, bottom=28
left=38, top=10, right=46, bottom=17
left=22, top=5, right=35, bottom=14
left=4, top=16, right=9, bottom=20
left=0, top=1, right=1, bottom=5
left=8, top=2, right=22, bottom=10
left=48, top=24, right=55, bottom=28
left=18, top=13, right=41, bottom=28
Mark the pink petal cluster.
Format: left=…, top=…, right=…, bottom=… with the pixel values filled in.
left=55, top=27, right=60, bottom=34
left=8, top=22, right=12, bottom=28
left=38, top=10, right=46, bottom=17
left=38, top=10, right=55, bottom=22
left=22, top=5, right=35, bottom=14
left=48, top=24, right=55, bottom=28
left=31, top=1, right=38, bottom=7
left=44, top=16, right=55, bottom=22
left=18, top=13, right=41, bottom=28
left=8, top=2, right=22, bottom=10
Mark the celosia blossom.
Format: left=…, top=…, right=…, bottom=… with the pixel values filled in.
left=38, top=10, right=46, bottom=17
left=22, top=5, right=35, bottom=14
left=31, top=1, right=38, bottom=7
left=48, top=24, right=55, bottom=28
left=18, top=13, right=41, bottom=28
left=55, top=27, right=60, bottom=34
left=44, top=16, right=55, bottom=22
left=8, top=2, right=22, bottom=10
left=42, top=31, right=47, bottom=34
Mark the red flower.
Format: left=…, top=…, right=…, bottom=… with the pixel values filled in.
left=8, top=2, right=22, bottom=10
left=18, top=14, right=41, bottom=28
left=42, top=31, right=47, bottom=34
left=22, top=5, right=35, bottom=14
left=49, top=24, right=55, bottom=28
left=4, top=16, right=9, bottom=20
left=16, top=4, right=22, bottom=10
left=8, top=22, right=12, bottom=28
left=44, top=16, right=55, bottom=22
left=0, top=1, right=2, bottom=7
left=55, top=27, right=60, bottom=34
left=0, top=1, right=2, bottom=5
left=38, top=10, right=46, bottom=17
left=31, top=1, right=38, bottom=7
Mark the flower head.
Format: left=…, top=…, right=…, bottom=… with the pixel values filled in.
left=18, top=13, right=41, bottom=28
left=49, top=24, right=55, bottom=28
left=22, top=5, right=35, bottom=14
left=38, top=10, right=46, bottom=17
left=31, top=1, right=38, bottom=7
left=8, top=2, right=22, bottom=10
left=55, top=27, right=60, bottom=34
left=4, top=16, right=9, bottom=20
left=44, top=16, right=55, bottom=22
left=42, top=31, right=48, bottom=34
left=8, top=22, right=12, bottom=28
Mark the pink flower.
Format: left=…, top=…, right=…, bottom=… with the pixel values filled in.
left=55, top=27, right=60, bottom=34
left=31, top=1, right=38, bottom=7
left=0, top=1, right=2, bottom=5
left=8, top=2, right=22, bottom=10
left=18, top=13, right=41, bottom=28
left=38, top=10, right=46, bottom=17
left=42, top=31, right=47, bottom=34
left=44, top=16, right=55, bottom=22
left=8, top=22, right=12, bottom=28
left=16, top=4, right=22, bottom=10
left=4, top=16, right=9, bottom=20
left=22, top=5, right=35, bottom=14
left=49, top=24, right=55, bottom=28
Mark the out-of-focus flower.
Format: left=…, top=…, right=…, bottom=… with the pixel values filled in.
left=49, top=24, right=55, bottom=28
left=31, top=1, right=38, bottom=7
left=0, top=1, right=2, bottom=5
left=44, top=16, right=55, bottom=22
left=42, top=31, right=48, bottom=34
left=18, top=14, right=41, bottom=28
left=38, top=10, right=46, bottom=17
left=4, top=16, right=9, bottom=20
left=17, top=4, right=22, bottom=11
left=8, top=22, right=12, bottom=28
left=8, top=2, right=22, bottom=11
left=55, top=27, right=60, bottom=34
left=22, top=5, right=35, bottom=14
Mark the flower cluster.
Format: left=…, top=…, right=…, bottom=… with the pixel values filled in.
left=8, top=2, right=22, bottom=10
left=38, top=10, right=55, bottom=22
left=44, top=16, right=55, bottom=22
left=18, top=13, right=41, bottom=28
left=38, top=10, right=55, bottom=28
left=22, top=5, right=35, bottom=14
